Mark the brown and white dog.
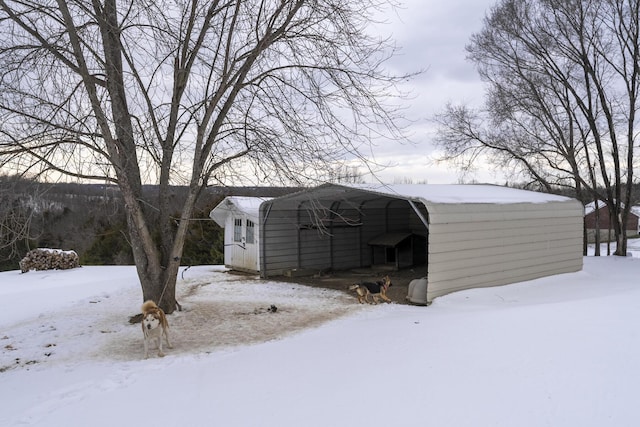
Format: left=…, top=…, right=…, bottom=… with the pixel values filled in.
left=141, top=300, right=172, bottom=359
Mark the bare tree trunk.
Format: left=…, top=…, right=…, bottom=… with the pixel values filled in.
left=0, top=176, right=40, bottom=261
left=594, top=201, right=601, bottom=257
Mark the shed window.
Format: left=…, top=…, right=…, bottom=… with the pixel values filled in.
left=233, top=218, right=242, bottom=242
left=246, top=219, right=255, bottom=244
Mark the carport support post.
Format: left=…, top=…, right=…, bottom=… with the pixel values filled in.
left=259, top=202, right=273, bottom=278
left=407, top=200, right=429, bottom=231
left=408, top=199, right=429, bottom=278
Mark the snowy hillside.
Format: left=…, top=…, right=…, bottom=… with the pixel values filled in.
left=1, top=246, right=639, bottom=426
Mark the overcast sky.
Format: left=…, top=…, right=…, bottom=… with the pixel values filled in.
left=365, top=0, right=500, bottom=184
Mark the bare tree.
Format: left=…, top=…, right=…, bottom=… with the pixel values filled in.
left=0, top=0, right=410, bottom=312
left=0, top=176, right=39, bottom=261
left=434, top=0, right=639, bottom=256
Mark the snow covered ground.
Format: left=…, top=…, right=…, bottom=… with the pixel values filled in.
left=1, top=240, right=639, bottom=427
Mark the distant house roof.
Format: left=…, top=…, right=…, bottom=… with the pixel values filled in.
left=584, top=201, right=606, bottom=215
left=585, top=200, right=640, bottom=218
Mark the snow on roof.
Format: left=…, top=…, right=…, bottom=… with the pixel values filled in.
left=223, top=196, right=269, bottom=213
left=585, top=201, right=640, bottom=217
left=347, top=183, right=574, bottom=204
left=584, top=201, right=603, bottom=215
left=209, top=196, right=270, bottom=227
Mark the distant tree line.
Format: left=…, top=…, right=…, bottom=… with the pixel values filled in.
left=0, top=175, right=298, bottom=272
left=3, top=174, right=638, bottom=272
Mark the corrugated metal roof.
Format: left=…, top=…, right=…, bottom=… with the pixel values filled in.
left=263, top=183, right=575, bottom=208
left=345, top=183, right=573, bottom=204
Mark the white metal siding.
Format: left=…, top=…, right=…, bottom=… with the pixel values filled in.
left=424, top=200, right=583, bottom=302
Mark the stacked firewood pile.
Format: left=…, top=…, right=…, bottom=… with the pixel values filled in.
left=19, top=248, right=80, bottom=273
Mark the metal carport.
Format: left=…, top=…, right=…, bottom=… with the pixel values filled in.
left=259, top=183, right=583, bottom=303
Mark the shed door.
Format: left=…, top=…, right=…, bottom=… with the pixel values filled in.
left=231, top=217, right=258, bottom=271
left=244, top=219, right=258, bottom=270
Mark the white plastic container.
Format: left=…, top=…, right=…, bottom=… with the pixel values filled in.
left=407, top=277, right=428, bottom=305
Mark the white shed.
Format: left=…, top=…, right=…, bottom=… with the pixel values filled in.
left=210, top=196, right=269, bottom=273
left=259, top=183, right=584, bottom=303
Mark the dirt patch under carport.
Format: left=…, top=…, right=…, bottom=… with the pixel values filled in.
left=272, top=264, right=429, bottom=306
